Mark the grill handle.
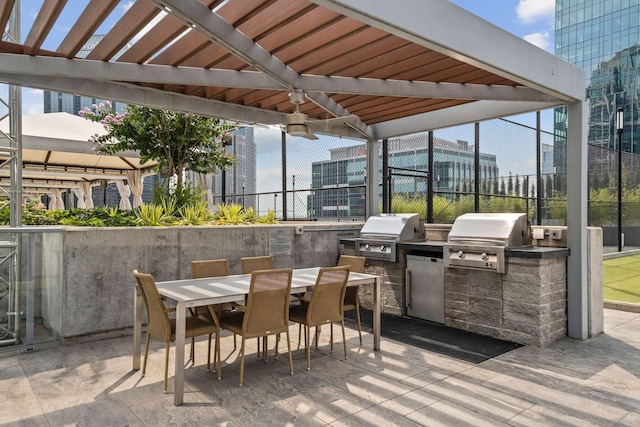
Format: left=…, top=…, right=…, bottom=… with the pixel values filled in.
left=406, top=269, right=412, bottom=308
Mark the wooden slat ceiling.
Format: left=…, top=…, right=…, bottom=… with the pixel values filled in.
left=0, top=0, right=539, bottom=134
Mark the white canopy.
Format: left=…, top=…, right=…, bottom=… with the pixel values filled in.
left=0, top=112, right=157, bottom=201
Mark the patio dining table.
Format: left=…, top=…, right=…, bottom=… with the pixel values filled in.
left=132, top=267, right=381, bottom=406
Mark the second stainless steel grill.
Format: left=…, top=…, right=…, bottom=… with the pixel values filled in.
left=443, top=213, right=531, bottom=273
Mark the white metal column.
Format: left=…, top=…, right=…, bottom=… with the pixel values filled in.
left=566, top=100, right=588, bottom=340
left=365, top=139, right=379, bottom=218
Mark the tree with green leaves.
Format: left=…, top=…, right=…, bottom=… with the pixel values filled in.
left=80, top=101, right=236, bottom=193
left=602, top=168, right=610, bottom=189
left=545, top=175, right=553, bottom=199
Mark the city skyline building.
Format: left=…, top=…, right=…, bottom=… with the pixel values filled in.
left=308, top=134, right=498, bottom=220
left=209, top=126, right=257, bottom=209
left=554, top=0, right=640, bottom=181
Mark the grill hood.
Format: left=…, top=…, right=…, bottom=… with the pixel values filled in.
left=447, top=213, right=531, bottom=247
left=355, top=213, right=425, bottom=262
left=359, top=213, right=424, bottom=241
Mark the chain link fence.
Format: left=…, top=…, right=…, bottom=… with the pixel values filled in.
left=196, top=109, right=640, bottom=250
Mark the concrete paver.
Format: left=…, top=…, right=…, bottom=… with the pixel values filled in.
left=1, top=308, right=639, bottom=426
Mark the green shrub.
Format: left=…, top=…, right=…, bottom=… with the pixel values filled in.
left=256, top=210, right=277, bottom=224
left=134, top=204, right=173, bottom=226
left=176, top=201, right=213, bottom=225
left=214, top=203, right=248, bottom=225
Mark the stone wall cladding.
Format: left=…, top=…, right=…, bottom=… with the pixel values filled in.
left=352, top=248, right=409, bottom=315
left=443, top=255, right=567, bottom=346
left=346, top=240, right=569, bottom=347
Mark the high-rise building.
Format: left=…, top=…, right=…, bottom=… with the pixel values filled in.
left=308, top=134, right=498, bottom=220
left=554, top=0, right=640, bottom=178
left=210, top=126, right=257, bottom=208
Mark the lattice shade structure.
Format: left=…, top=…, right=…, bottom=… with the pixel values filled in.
left=0, top=0, right=582, bottom=142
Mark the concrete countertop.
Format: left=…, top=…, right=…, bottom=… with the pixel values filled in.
left=340, top=238, right=569, bottom=259
left=506, top=246, right=570, bottom=258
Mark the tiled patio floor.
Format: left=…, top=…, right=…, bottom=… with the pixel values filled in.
left=2, top=309, right=640, bottom=426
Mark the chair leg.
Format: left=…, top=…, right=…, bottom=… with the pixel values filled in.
left=190, top=337, right=195, bottom=364
left=341, top=319, right=348, bottom=360
left=330, top=323, right=334, bottom=354
left=207, top=333, right=212, bottom=372
left=298, top=323, right=302, bottom=345
left=142, top=333, right=151, bottom=377
left=305, top=325, right=311, bottom=371
left=262, top=336, right=268, bottom=361
left=275, top=333, right=280, bottom=360
left=233, top=334, right=237, bottom=350
left=163, top=342, right=170, bottom=394
left=215, top=332, right=222, bottom=380
left=303, top=325, right=307, bottom=347
left=355, top=304, right=363, bottom=345
left=239, top=338, right=246, bottom=387
left=285, top=330, right=293, bottom=376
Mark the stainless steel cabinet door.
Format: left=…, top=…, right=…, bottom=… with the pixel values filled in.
left=406, top=255, right=444, bottom=323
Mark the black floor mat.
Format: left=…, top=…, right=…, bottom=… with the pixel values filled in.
left=346, top=309, right=522, bottom=364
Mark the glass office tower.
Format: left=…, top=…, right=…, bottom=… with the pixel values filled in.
left=554, top=0, right=640, bottom=177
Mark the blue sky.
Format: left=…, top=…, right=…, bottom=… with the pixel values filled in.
left=450, top=0, right=555, bottom=51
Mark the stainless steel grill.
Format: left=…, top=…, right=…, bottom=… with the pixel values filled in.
left=443, top=213, right=531, bottom=273
left=355, top=213, right=425, bottom=262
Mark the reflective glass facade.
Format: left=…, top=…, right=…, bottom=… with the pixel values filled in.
left=555, top=0, right=640, bottom=175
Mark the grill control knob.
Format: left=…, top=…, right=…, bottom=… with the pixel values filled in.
left=365, top=244, right=371, bottom=250
left=481, top=253, right=489, bottom=261
left=457, top=251, right=465, bottom=258
left=380, top=245, right=386, bottom=252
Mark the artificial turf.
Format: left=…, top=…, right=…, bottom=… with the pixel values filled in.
left=603, top=254, right=640, bottom=303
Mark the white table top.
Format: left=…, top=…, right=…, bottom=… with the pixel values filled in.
left=155, top=267, right=377, bottom=308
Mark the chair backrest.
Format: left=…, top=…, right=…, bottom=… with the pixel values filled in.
left=306, top=266, right=350, bottom=324
left=191, top=259, right=230, bottom=279
left=240, top=256, right=274, bottom=274
left=242, top=268, right=293, bottom=337
left=132, top=270, right=171, bottom=341
left=337, top=255, right=366, bottom=273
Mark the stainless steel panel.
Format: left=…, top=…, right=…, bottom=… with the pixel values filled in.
left=443, top=244, right=505, bottom=273
left=355, top=239, right=396, bottom=262
left=405, top=255, right=444, bottom=324
left=447, top=213, right=530, bottom=247
left=359, top=213, right=424, bottom=242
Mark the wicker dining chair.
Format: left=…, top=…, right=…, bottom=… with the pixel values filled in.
left=239, top=256, right=274, bottom=357
left=191, top=258, right=235, bottom=364
left=219, top=268, right=294, bottom=386
left=191, top=258, right=230, bottom=278
left=132, top=270, right=220, bottom=392
left=240, top=256, right=274, bottom=274
left=289, top=265, right=350, bottom=371
left=337, top=255, right=366, bottom=345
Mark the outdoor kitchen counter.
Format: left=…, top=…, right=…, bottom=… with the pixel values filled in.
left=341, top=238, right=570, bottom=259
left=341, top=238, right=571, bottom=346
left=506, top=246, right=570, bottom=258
